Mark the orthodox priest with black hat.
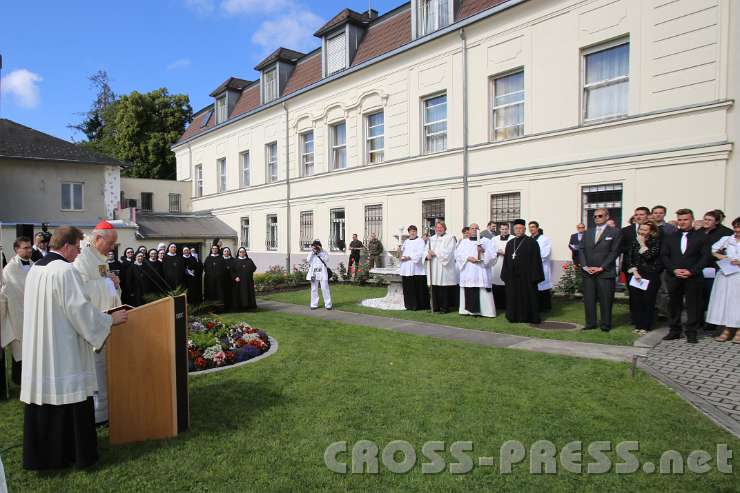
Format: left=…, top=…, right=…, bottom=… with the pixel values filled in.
left=501, top=219, right=545, bottom=323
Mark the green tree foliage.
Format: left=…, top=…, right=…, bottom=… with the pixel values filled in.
left=71, top=72, right=192, bottom=179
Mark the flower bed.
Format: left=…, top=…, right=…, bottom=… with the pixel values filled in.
left=188, top=317, right=272, bottom=372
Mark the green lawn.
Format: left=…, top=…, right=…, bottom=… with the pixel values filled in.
left=261, top=285, right=639, bottom=346
left=2, top=311, right=736, bottom=492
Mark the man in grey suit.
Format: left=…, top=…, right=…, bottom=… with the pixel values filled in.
left=579, top=208, right=622, bottom=332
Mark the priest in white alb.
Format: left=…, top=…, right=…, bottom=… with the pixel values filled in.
left=21, top=226, right=127, bottom=470
left=399, top=225, right=430, bottom=310
left=0, top=236, right=34, bottom=386
left=456, top=223, right=497, bottom=317
left=73, top=220, right=122, bottom=425
left=425, top=221, right=458, bottom=313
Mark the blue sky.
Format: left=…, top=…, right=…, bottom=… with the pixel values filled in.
left=0, top=0, right=401, bottom=140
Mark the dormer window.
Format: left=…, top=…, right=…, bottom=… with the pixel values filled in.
left=326, top=31, right=347, bottom=75
left=215, top=96, right=227, bottom=124
left=417, top=0, right=451, bottom=37
left=263, top=68, right=278, bottom=103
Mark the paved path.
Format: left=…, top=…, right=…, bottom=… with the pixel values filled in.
left=260, top=300, right=645, bottom=363
left=641, top=331, right=740, bottom=438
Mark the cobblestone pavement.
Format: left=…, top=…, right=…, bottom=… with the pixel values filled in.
left=642, top=332, right=740, bottom=438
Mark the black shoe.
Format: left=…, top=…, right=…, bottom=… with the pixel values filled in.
left=326, top=307, right=333, bottom=310
left=582, top=326, right=597, bottom=331
left=310, top=307, right=318, bottom=310
left=662, top=332, right=682, bottom=341
left=686, top=336, right=698, bottom=344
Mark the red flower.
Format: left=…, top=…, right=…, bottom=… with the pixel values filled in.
left=195, top=357, right=207, bottom=369
left=207, top=322, right=215, bottom=329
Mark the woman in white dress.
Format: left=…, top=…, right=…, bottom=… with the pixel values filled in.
left=708, top=217, right=740, bottom=343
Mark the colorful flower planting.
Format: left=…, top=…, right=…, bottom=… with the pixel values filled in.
left=188, top=317, right=271, bottom=372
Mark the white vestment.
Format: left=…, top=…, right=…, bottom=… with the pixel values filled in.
left=455, top=238, right=497, bottom=317
left=306, top=251, right=332, bottom=308
left=21, top=254, right=113, bottom=406
left=73, top=241, right=121, bottom=422
left=0, top=255, right=32, bottom=361
left=399, top=237, right=426, bottom=276
left=491, top=235, right=512, bottom=286
left=536, top=234, right=552, bottom=291
left=426, top=233, right=458, bottom=286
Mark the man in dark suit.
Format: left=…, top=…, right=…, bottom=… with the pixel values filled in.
left=661, top=208, right=710, bottom=343
left=568, top=223, right=586, bottom=265
left=579, top=208, right=622, bottom=331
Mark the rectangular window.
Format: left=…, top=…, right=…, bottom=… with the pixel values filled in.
left=266, top=214, right=278, bottom=250
left=421, top=199, right=445, bottom=237
left=140, top=192, right=153, bottom=212
left=201, top=109, right=213, bottom=128
left=326, top=31, right=346, bottom=75
left=126, top=198, right=138, bottom=209
left=330, top=208, right=346, bottom=251
left=216, top=96, right=227, bottom=124
left=364, top=204, right=383, bottom=242
left=195, top=164, right=203, bottom=197
left=365, top=112, right=384, bottom=164
left=582, top=183, right=623, bottom=228
left=240, top=217, right=250, bottom=249
left=423, top=94, right=447, bottom=154
left=300, top=211, right=313, bottom=251
left=217, top=157, right=227, bottom=193
left=266, top=142, right=278, bottom=183
left=240, top=151, right=251, bottom=187
left=300, top=131, right=315, bottom=177
left=61, top=182, right=84, bottom=210
left=169, top=193, right=181, bottom=213
left=492, top=70, right=525, bottom=141
left=583, top=41, right=629, bottom=122
left=419, top=0, right=450, bottom=36
left=264, top=68, right=278, bottom=103
left=119, top=191, right=125, bottom=209
left=330, top=121, right=347, bottom=170
left=490, top=192, right=521, bottom=228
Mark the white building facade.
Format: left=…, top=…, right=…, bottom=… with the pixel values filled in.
left=174, top=0, right=739, bottom=272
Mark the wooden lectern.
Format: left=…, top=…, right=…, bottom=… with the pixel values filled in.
left=107, top=295, right=190, bottom=445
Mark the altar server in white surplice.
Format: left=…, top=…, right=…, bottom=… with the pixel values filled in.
left=21, top=226, right=128, bottom=471
left=400, top=225, right=430, bottom=311
left=426, top=221, right=458, bottom=313
left=491, top=224, right=513, bottom=310
left=529, top=221, right=553, bottom=312
left=1, top=236, right=34, bottom=386
left=456, top=223, right=497, bottom=317
left=72, top=221, right=122, bottom=425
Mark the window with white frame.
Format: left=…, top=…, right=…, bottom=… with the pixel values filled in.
left=421, top=199, right=445, bottom=237
left=299, top=211, right=313, bottom=250
left=216, top=96, right=227, bottom=124
left=240, top=217, right=250, bottom=249
left=300, top=131, right=315, bottom=177
left=195, top=164, right=203, bottom=197
left=266, top=214, right=278, bottom=250
left=61, top=182, right=84, bottom=210
left=582, top=183, right=623, bottom=228
left=583, top=40, right=629, bottom=122
left=492, top=70, right=524, bottom=141
left=330, top=121, right=347, bottom=170
left=418, top=0, right=450, bottom=36
left=240, top=151, right=250, bottom=187
left=326, top=31, right=346, bottom=75
left=140, top=192, right=153, bottom=212
left=217, top=157, right=227, bottom=193
left=490, top=192, right=521, bottom=228
left=365, top=112, right=384, bottom=164
left=330, top=208, right=346, bottom=251
left=263, top=68, right=278, bottom=103
left=169, top=193, right=181, bottom=213
left=423, top=93, right=447, bottom=154
left=364, top=204, right=383, bottom=242
left=266, top=142, right=278, bottom=183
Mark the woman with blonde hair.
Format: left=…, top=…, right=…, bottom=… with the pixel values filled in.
left=709, top=217, right=740, bottom=343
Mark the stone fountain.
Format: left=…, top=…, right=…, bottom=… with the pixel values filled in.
left=360, top=227, right=409, bottom=310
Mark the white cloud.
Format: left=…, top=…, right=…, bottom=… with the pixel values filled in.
left=167, top=58, right=192, bottom=70
left=221, top=0, right=295, bottom=15
left=184, top=0, right=215, bottom=15
left=1, top=68, right=42, bottom=109
left=251, top=10, right=323, bottom=53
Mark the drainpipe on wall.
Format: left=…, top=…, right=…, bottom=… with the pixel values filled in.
left=283, top=102, right=292, bottom=271
left=460, top=29, right=469, bottom=226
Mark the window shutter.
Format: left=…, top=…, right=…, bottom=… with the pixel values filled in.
left=326, top=33, right=346, bottom=75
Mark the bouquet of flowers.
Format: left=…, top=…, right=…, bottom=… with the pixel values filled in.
left=187, top=317, right=271, bottom=372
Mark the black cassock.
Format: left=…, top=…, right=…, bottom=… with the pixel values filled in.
left=162, top=254, right=185, bottom=292
left=183, top=256, right=203, bottom=305
left=204, top=255, right=226, bottom=304
left=232, top=257, right=258, bottom=310
left=125, top=263, right=148, bottom=307
left=147, top=260, right=167, bottom=296
left=501, top=236, right=545, bottom=324
left=118, top=258, right=134, bottom=305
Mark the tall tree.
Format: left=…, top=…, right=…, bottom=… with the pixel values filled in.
left=69, top=70, right=116, bottom=143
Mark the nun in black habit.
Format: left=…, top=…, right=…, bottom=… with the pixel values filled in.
left=203, top=244, right=226, bottom=306
left=182, top=246, right=203, bottom=305
left=232, top=247, right=257, bottom=310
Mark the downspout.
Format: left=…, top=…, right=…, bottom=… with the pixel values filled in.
left=283, top=102, right=292, bottom=271
left=460, top=29, right=469, bottom=226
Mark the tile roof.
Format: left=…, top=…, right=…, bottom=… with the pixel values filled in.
left=458, top=0, right=509, bottom=20
left=282, top=51, right=322, bottom=96
left=254, top=47, right=305, bottom=71
left=352, top=7, right=411, bottom=66
left=314, top=8, right=374, bottom=37
left=209, top=77, right=252, bottom=97
left=0, top=118, right=127, bottom=166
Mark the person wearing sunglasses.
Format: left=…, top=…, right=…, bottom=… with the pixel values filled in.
left=579, top=208, right=622, bottom=332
